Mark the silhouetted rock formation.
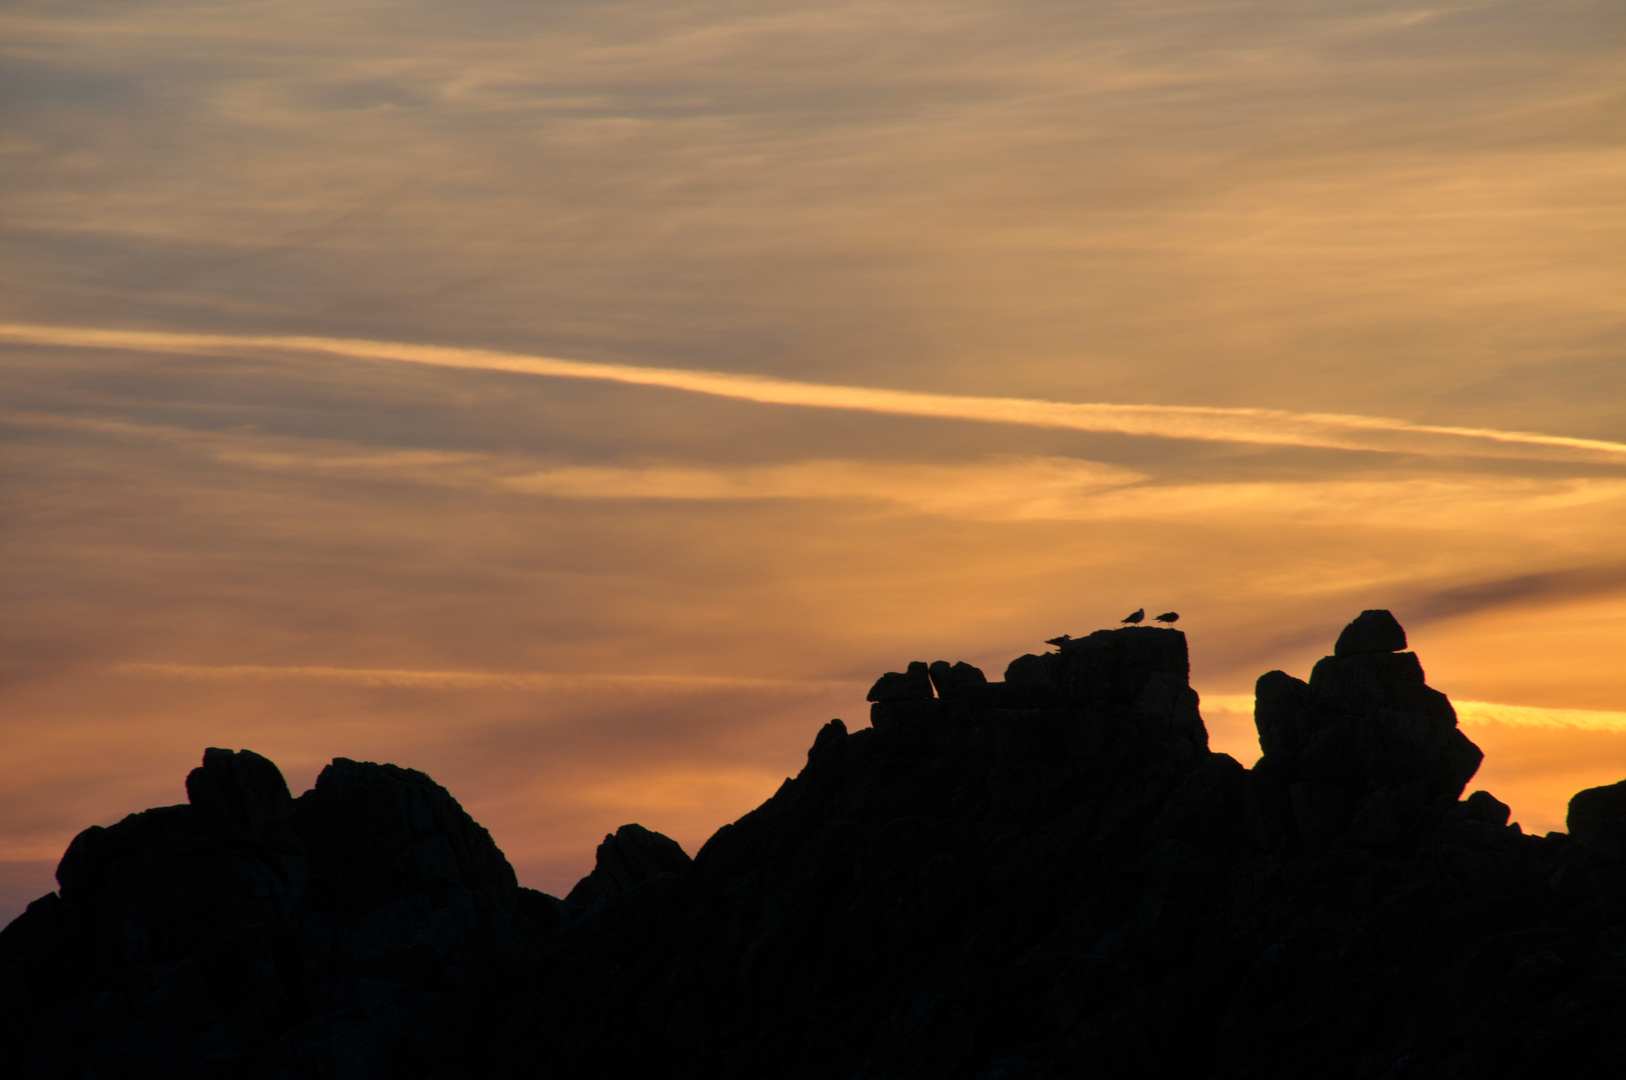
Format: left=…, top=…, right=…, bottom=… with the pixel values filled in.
left=1334, top=606, right=1409, bottom=656
left=564, top=823, right=692, bottom=911
left=1251, top=618, right=1483, bottom=851
left=0, top=753, right=546, bottom=1077
left=5, top=612, right=1626, bottom=1078
left=1569, top=779, right=1626, bottom=862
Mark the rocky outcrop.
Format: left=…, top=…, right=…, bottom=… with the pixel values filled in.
left=0, top=752, right=546, bottom=1078
left=866, top=660, right=935, bottom=702
left=1569, top=779, right=1626, bottom=861
left=1251, top=614, right=1484, bottom=851
left=1334, top=607, right=1410, bottom=656
left=4, top=611, right=1626, bottom=1078
left=564, top=823, right=692, bottom=910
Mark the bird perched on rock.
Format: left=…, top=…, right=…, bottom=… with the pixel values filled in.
left=1045, top=634, right=1073, bottom=646
left=1122, top=608, right=1145, bottom=625
left=1155, top=611, right=1179, bottom=626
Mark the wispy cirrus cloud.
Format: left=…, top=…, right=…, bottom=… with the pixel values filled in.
left=112, top=662, right=835, bottom=691
left=8, top=323, right=1626, bottom=463
left=22, top=406, right=1626, bottom=532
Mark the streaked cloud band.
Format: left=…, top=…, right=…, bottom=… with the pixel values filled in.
left=1456, top=701, right=1626, bottom=733
left=1205, top=694, right=1626, bottom=734
left=112, top=662, right=838, bottom=692
left=7, top=324, right=1626, bottom=462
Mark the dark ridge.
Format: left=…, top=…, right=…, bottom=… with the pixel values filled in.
left=4, top=611, right=1626, bottom=1078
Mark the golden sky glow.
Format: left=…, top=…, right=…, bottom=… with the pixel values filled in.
left=2, top=0, right=1625, bottom=921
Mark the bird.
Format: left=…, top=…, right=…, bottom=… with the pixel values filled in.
left=1121, top=608, right=1145, bottom=625
left=1155, top=611, right=1179, bottom=626
left=1045, top=634, right=1073, bottom=646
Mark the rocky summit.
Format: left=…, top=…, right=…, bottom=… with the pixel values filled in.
left=4, top=612, right=1626, bottom=1078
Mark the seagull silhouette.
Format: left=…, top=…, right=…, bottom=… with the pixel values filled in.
left=1121, top=608, right=1145, bottom=625
left=1155, top=611, right=1179, bottom=626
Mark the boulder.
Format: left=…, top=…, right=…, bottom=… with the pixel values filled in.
left=185, top=747, right=292, bottom=830
left=1254, top=670, right=1309, bottom=761
left=927, top=660, right=987, bottom=699
left=867, top=661, right=934, bottom=701
left=1250, top=612, right=1485, bottom=847
left=566, top=824, right=693, bottom=908
left=1462, top=789, right=1512, bottom=828
left=1309, top=654, right=1444, bottom=716
left=1568, top=779, right=1626, bottom=860
left=1005, top=653, right=1058, bottom=687
left=1334, top=609, right=1407, bottom=656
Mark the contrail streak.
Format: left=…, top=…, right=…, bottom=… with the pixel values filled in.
left=7, top=323, right=1626, bottom=461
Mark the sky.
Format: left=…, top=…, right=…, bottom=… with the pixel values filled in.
left=2, top=0, right=1625, bottom=923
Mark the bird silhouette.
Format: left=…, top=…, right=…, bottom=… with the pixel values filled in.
left=1155, top=611, right=1179, bottom=626
left=1045, top=634, right=1073, bottom=646
left=1121, top=608, right=1145, bottom=625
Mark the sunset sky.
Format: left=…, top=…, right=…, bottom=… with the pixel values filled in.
left=3, top=0, right=1625, bottom=923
